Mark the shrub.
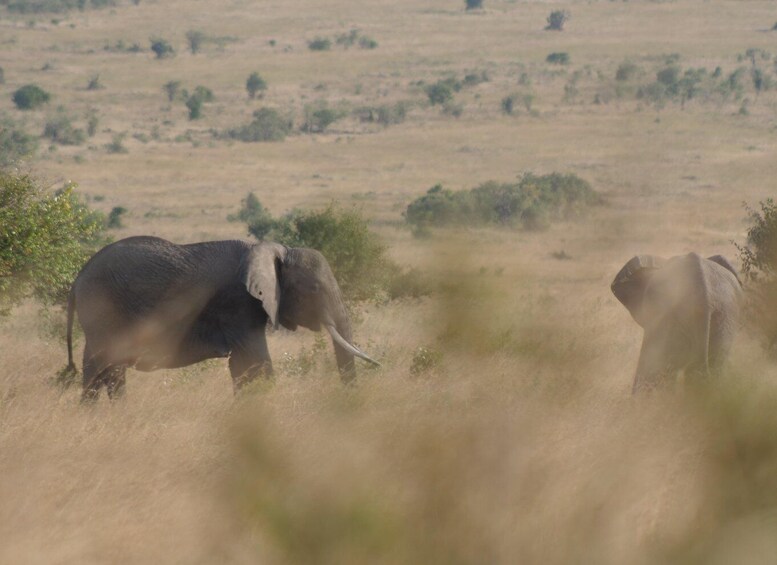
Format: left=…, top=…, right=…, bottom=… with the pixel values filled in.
left=86, top=74, right=102, bottom=90
left=12, top=84, right=50, bottom=110
left=185, top=29, right=206, bottom=54
left=105, top=132, right=128, bottom=153
left=184, top=87, right=212, bottom=120
left=150, top=38, right=175, bottom=59
left=501, top=95, right=515, bottom=114
left=409, top=346, right=442, bottom=376
left=228, top=108, right=292, bottom=142
left=43, top=111, right=86, bottom=145
left=425, top=81, right=454, bottom=105
left=0, top=173, right=105, bottom=314
left=356, top=101, right=407, bottom=126
left=87, top=113, right=99, bottom=136
left=107, top=206, right=127, bottom=229
left=0, top=67, right=6, bottom=84
left=335, top=29, right=359, bottom=48
left=302, top=104, right=344, bottom=133
left=0, top=117, right=37, bottom=166
left=232, top=197, right=428, bottom=302
left=546, top=52, right=570, bottom=65
left=405, top=173, right=601, bottom=231
left=228, top=192, right=276, bottom=239
left=307, top=37, right=331, bottom=51
left=246, top=72, right=267, bottom=99
left=358, top=36, right=378, bottom=49
left=162, top=80, right=181, bottom=102
left=736, top=200, right=777, bottom=350
left=615, top=61, right=640, bottom=81
left=463, top=71, right=489, bottom=86
left=4, top=0, right=116, bottom=12
left=545, top=10, right=569, bottom=31
left=465, top=0, right=483, bottom=9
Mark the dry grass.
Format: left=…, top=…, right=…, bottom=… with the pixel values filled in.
left=3, top=0, right=777, bottom=562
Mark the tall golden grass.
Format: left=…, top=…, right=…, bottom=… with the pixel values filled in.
left=3, top=0, right=777, bottom=562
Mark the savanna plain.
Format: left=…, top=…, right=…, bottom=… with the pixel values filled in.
left=3, top=0, right=777, bottom=562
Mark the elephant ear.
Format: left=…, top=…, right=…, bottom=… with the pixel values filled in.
left=707, top=255, right=742, bottom=287
left=244, top=242, right=287, bottom=328
left=611, top=255, right=665, bottom=327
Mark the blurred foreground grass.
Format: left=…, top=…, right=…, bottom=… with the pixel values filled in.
left=222, top=251, right=777, bottom=564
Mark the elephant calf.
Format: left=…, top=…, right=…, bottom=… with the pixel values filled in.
left=65, top=236, right=379, bottom=401
left=611, top=252, right=742, bottom=393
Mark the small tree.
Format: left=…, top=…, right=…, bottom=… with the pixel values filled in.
left=150, top=38, right=175, bottom=59
left=465, top=0, right=483, bottom=10
left=0, top=173, right=105, bottom=315
left=163, top=80, right=181, bottom=102
left=227, top=192, right=276, bottom=239
left=302, top=105, right=342, bottom=133
left=545, top=10, right=569, bottom=31
left=107, top=206, right=127, bottom=228
left=86, top=74, right=103, bottom=90
left=425, top=81, right=454, bottom=105
left=12, top=84, right=50, bottom=110
left=43, top=111, right=86, bottom=145
left=186, top=30, right=206, bottom=54
left=0, top=117, right=37, bottom=166
left=0, top=67, right=6, bottom=85
left=546, top=52, right=570, bottom=65
left=246, top=72, right=267, bottom=99
left=736, top=199, right=777, bottom=350
left=186, top=94, right=203, bottom=119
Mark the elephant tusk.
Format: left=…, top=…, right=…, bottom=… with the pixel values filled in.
left=325, top=324, right=381, bottom=367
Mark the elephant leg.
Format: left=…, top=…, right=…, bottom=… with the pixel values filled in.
left=228, top=332, right=272, bottom=392
left=632, top=331, right=674, bottom=393
left=103, top=365, right=127, bottom=400
left=81, top=345, right=106, bottom=403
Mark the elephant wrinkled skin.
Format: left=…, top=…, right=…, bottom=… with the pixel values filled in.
left=65, top=236, right=378, bottom=401
left=611, top=252, right=742, bottom=393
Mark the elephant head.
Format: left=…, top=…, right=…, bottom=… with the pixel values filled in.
left=244, top=242, right=378, bottom=382
left=610, top=255, right=666, bottom=328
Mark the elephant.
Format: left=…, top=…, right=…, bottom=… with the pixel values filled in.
left=64, top=236, right=379, bottom=401
left=611, top=252, right=742, bottom=393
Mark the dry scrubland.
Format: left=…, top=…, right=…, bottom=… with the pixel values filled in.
left=3, top=0, right=777, bottom=562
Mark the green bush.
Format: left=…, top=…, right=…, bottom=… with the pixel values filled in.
left=307, top=37, right=331, bottom=51
left=409, top=346, right=442, bottom=376
left=228, top=192, right=276, bottom=239
left=405, top=173, right=601, bottom=231
left=231, top=197, right=429, bottom=302
left=227, top=108, right=292, bottom=142
left=12, top=84, right=50, bottom=110
left=105, top=132, right=128, bottom=153
left=107, top=206, right=127, bottom=229
left=425, top=80, right=455, bottom=105
left=150, top=38, right=175, bottom=59
left=184, top=87, right=212, bottom=120
left=501, top=95, right=515, bottom=115
left=0, top=117, right=37, bottom=166
left=546, top=52, right=570, bottom=65
left=545, top=9, right=569, bottom=31
left=43, top=111, right=86, bottom=145
left=0, top=67, right=4, bottom=84
left=163, top=80, right=182, bottom=102
left=0, top=173, right=105, bottom=314
left=465, top=0, right=483, bottom=9
left=358, top=36, right=378, bottom=49
left=615, top=61, right=640, bottom=81
left=736, top=200, right=777, bottom=350
left=302, top=103, right=344, bottom=133
left=185, top=29, right=206, bottom=54
left=246, top=72, right=267, bottom=99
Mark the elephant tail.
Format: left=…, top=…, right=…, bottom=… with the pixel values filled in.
left=66, top=287, right=77, bottom=373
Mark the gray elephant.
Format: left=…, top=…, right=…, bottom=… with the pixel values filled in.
left=65, top=236, right=379, bottom=401
left=611, top=252, right=742, bottom=393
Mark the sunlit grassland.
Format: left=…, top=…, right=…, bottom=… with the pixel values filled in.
left=2, top=0, right=777, bottom=562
